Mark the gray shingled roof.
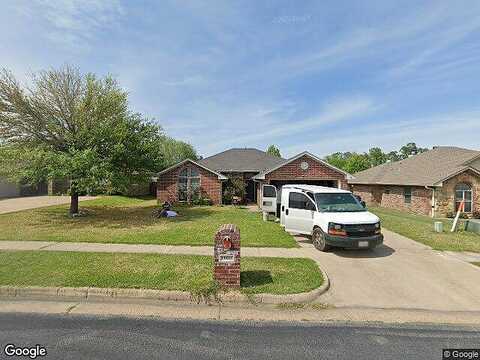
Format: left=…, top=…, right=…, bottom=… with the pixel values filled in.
left=198, top=148, right=286, bottom=172
left=349, top=146, right=480, bottom=186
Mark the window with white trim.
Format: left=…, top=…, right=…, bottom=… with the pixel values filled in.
left=178, top=167, right=200, bottom=203
left=455, top=183, right=473, bottom=212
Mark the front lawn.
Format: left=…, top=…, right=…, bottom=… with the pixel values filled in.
left=0, top=251, right=322, bottom=295
left=0, top=196, right=296, bottom=248
left=370, top=206, right=480, bottom=252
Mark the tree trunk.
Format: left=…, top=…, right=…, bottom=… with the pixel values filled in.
left=70, top=191, right=79, bottom=215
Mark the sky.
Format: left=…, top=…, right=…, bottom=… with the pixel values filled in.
left=1, top=0, right=480, bottom=158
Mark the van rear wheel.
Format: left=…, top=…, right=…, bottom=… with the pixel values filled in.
left=312, top=228, right=330, bottom=252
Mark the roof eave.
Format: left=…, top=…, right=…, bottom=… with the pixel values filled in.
left=432, top=166, right=480, bottom=186
left=253, top=151, right=353, bottom=180
left=461, top=152, right=480, bottom=166
left=348, top=180, right=437, bottom=187
left=157, top=159, right=227, bottom=180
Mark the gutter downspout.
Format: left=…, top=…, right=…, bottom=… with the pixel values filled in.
left=425, top=186, right=436, bottom=218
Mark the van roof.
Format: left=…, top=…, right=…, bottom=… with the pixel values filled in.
left=281, top=184, right=351, bottom=194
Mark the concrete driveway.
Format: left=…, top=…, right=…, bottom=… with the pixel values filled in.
left=0, top=196, right=97, bottom=214
left=306, top=229, right=480, bottom=311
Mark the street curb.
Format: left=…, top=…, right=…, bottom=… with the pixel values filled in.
left=0, top=268, right=329, bottom=305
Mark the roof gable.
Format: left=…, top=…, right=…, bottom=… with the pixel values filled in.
left=253, top=151, right=353, bottom=180
left=156, top=159, right=227, bottom=180
left=465, top=154, right=480, bottom=171
left=198, top=148, right=285, bottom=172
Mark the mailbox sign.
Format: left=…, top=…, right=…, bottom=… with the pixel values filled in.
left=219, top=253, right=235, bottom=263
left=214, top=224, right=241, bottom=288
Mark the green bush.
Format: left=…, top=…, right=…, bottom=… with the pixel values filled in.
left=222, top=176, right=246, bottom=204
left=192, top=197, right=212, bottom=206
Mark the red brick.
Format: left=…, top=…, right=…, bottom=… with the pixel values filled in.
left=213, top=224, right=241, bottom=288
left=351, top=184, right=432, bottom=216
left=265, top=155, right=349, bottom=189
left=157, top=161, right=222, bottom=205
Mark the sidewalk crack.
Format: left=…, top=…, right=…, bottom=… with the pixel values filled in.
left=65, top=303, right=79, bottom=314
left=38, top=243, right=57, bottom=250
left=217, top=303, right=222, bottom=320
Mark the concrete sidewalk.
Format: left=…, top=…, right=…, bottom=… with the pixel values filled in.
left=0, top=195, right=97, bottom=214
left=2, top=299, right=480, bottom=325
left=1, top=230, right=480, bottom=313
left=0, top=240, right=306, bottom=258
left=442, top=251, right=480, bottom=263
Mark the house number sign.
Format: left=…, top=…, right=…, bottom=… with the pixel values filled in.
left=219, top=253, right=235, bottom=263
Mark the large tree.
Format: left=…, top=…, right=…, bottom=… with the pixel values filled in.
left=0, top=66, right=165, bottom=215
left=368, top=147, right=388, bottom=167
left=159, top=136, right=198, bottom=167
left=398, top=142, right=428, bottom=159
left=344, top=153, right=371, bottom=174
left=266, top=144, right=281, bottom=157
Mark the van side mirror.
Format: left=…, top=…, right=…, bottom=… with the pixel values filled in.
left=361, top=201, right=366, bottom=208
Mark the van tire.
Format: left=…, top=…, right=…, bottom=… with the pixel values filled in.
left=312, top=228, right=330, bottom=252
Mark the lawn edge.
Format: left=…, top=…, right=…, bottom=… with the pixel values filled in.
left=0, top=267, right=329, bottom=305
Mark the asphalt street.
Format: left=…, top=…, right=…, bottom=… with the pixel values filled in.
left=0, top=313, right=479, bottom=360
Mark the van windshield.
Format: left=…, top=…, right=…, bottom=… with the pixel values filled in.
left=314, top=193, right=366, bottom=213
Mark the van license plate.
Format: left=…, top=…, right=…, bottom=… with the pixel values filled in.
left=358, top=241, right=369, bottom=248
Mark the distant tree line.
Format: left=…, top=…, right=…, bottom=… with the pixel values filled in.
left=325, top=142, right=429, bottom=174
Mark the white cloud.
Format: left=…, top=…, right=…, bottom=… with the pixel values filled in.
left=284, top=109, right=480, bottom=157
left=2, top=1, right=479, bottom=159
left=166, top=95, right=379, bottom=158
left=218, top=96, right=378, bottom=146
left=160, top=75, right=208, bottom=87
left=16, top=0, right=125, bottom=51
left=386, top=16, right=480, bottom=80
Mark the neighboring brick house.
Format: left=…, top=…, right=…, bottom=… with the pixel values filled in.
left=349, top=146, right=480, bottom=217
left=156, top=148, right=352, bottom=205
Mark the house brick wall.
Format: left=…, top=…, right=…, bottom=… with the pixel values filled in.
left=157, top=162, right=222, bottom=205
left=351, top=184, right=433, bottom=216
left=436, top=170, right=480, bottom=217
left=265, top=155, right=349, bottom=189
left=350, top=184, right=377, bottom=204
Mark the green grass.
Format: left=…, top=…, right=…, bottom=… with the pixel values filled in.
left=0, top=196, right=296, bottom=248
left=0, top=251, right=322, bottom=295
left=370, top=206, right=480, bottom=252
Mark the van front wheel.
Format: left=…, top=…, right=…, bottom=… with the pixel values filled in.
left=312, top=228, right=330, bottom=252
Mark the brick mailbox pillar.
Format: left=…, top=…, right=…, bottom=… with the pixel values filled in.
left=214, top=224, right=240, bottom=288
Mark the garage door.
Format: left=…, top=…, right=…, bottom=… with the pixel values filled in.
left=269, top=179, right=338, bottom=189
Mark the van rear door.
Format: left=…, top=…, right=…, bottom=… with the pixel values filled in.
left=261, top=184, right=277, bottom=213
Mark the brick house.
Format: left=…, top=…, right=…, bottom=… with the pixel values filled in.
left=349, top=146, right=480, bottom=217
left=156, top=148, right=352, bottom=205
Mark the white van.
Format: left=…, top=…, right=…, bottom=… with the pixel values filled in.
left=261, top=184, right=383, bottom=251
